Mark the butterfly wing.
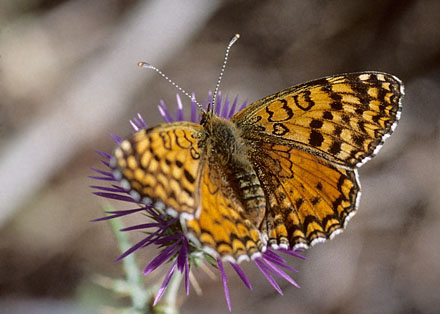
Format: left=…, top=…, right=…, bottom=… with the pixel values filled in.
left=232, top=72, right=404, bottom=168
left=231, top=72, right=403, bottom=249
left=111, top=122, right=203, bottom=216
left=186, top=161, right=264, bottom=262
left=251, top=142, right=359, bottom=249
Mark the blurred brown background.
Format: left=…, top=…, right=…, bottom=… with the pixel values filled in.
left=1, top=0, right=439, bottom=313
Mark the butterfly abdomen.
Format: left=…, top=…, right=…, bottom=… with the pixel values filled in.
left=203, top=116, right=266, bottom=228
left=233, top=168, right=266, bottom=227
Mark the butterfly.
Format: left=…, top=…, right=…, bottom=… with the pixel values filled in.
left=111, top=71, right=403, bottom=263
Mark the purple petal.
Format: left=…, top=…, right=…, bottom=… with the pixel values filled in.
left=153, top=235, right=181, bottom=245
left=90, top=167, right=113, bottom=177
left=263, top=249, right=287, bottom=263
left=190, top=93, right=197, bottom=123
left=90, top=207, right=146, bottom=222
left=140, top=226, right=168, bottom=244
left=255, top=259, right=283, bottom=295
left=132, top=117, right=142, bottom=129
left=183, top=240, right=190, bottom=295
left=263, top=253, right=298, bottom=273
left=176, top=94, right=184, bottom=121
left=237, top=100, right=248, bottom=112
left=217, top=258, right=231, bottom=312
left=228, top=95, right=239, bottom=118
left=176, top=239, right=187, bottom=273
left=95, top=150, right=111, bottom=160
left=111, top=184, right=127, bottom=191
left=164, top=217, right=179, bottom=226
left=215, top=92, right=222, bottom=116
left=120, top=222, right=161, bottom=231
left=277, top=247, right=307, bottom=260
left=221, top=96, right=230, bottom=118
left=262, top=250, right=298, bottom=272
left=262, top=257, right=300, bottom=288
left=130, top=113, right=148, bottom=131
left=158, top=100, right=173, bottom=123
left=117, top=233, right=162, bottom=261
left=88, top=175, right=116, bottom=181
left=110, top=134, right=123, bottom=144
left=100, top=159, right=110, bottom=167
left=92, top=192, right=136, bottom=202
left=230, top=262, right=252, bottom=290
left=153, top=261, right=177, bottom=306
left=129, top=119, right=139, bottom=132
left=90, top=216, right=115, bottom=222
left=144, top=206, right=163, bottom=219
left=103, top=207, right=146, bottom=215
left=137, top=113, right=148, bottom=128
left=143, top=241, right=180, bottom=275
left=89, top=185, right=122, bottom=193
left=148, top=217, right=178, bottom=230
left=139, top=230, right=168, bottom=249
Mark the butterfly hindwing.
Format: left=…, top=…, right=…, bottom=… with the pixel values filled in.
left=251, top=142, right=359, bottom=249
left=186, top=161, right=263, bottom=261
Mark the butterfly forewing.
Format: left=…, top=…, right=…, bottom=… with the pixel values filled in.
left=232, top=72, right=403, bottom=168
left=112, top=122, right=203, bottom=216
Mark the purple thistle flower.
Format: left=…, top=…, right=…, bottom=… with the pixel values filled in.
left=90, top=93, right=305, bottom=311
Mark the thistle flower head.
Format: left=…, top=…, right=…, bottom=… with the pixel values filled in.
left=90, top=92, right=305, bottom=311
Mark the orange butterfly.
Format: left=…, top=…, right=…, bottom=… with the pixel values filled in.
left=111, top=70, right=403, bottom=263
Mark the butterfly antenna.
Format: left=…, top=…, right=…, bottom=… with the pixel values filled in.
left=138, top=62, right=202, bottom=110
left=212, top=34, right=240, bottom=113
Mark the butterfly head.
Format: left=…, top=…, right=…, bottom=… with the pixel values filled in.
left=138, top=34, right=240, bottom=129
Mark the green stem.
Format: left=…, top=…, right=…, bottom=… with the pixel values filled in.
left=105, top=206, right=150, bottom=312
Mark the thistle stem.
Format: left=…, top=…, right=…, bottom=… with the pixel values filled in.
left=106, top=205, right=149, bottom=311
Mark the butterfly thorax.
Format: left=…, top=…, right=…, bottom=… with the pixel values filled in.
left=200, top=115, right=266, bottom=227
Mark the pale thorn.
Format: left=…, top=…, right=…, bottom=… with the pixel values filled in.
left=200, top=261, right=217, bottom=280
left=189, top=270, right=202, bottom=295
